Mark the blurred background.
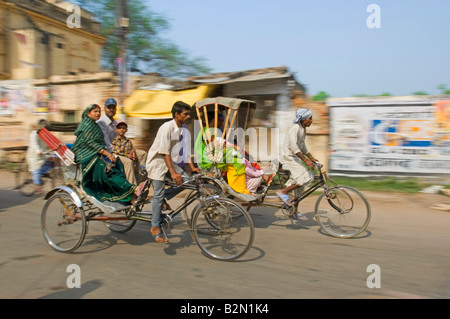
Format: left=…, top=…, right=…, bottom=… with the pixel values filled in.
left=0, top=0, right=448, bottom=182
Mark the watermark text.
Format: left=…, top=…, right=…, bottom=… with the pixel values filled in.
left=66, top=264, right=81, bottom=288
left=366, top=4, right=381, bottom=29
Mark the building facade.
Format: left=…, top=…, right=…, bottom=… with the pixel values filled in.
left=0, top=0, right=104, bottom=80
left=0, top=0, right=107, bottom=156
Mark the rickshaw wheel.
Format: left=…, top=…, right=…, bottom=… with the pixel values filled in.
left=41, top=191, right=86, bottom=253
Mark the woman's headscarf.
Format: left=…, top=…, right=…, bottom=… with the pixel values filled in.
left=293, top=108, right=312, bottom=124
left=72, top=104, right=105, bottom=163
left=75, top=104, right=100, bottom=135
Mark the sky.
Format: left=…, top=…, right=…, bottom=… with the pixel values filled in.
left=145, top=0, right=450, bottom=98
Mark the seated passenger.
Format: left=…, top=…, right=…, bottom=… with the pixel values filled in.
left=97, top=98, right=148, bottom=185
left=71, top=104, right=147, bottom=203
left=111, top=121, right=145, bottom=183
left=194, top=112, right=225, bottom=171
left=194, top=113, right=249, bottom=194
left=243, top=157, right=265, bottom=194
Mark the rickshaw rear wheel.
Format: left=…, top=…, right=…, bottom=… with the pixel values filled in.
left=41, top=192, right=86, bottom=253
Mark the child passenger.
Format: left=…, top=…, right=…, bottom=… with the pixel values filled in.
left=111, top=121, right=140, bottom=181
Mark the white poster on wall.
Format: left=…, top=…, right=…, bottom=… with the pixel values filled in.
left=329, top=100, right=450, bottom=175
left=0, top=79, right=34, bottom=116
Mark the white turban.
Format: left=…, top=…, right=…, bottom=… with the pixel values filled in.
left=293, top=108, right=312, bottom=124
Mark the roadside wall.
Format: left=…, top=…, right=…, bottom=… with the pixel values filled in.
left=328, top=96, right=450, bottom=179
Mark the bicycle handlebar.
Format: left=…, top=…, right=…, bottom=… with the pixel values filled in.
left=314, top=162, right=323, bottom=169
left=165, top=172, right=205, bottom=188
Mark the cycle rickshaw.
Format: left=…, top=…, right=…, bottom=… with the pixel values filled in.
left=12, top=121, right=77, bottom=195
left=190, top=97, right=371, bottom=239
left=39, top=130, right=254, bottom=261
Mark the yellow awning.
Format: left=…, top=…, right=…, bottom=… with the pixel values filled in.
left=124, top=85, right=216, bottom=119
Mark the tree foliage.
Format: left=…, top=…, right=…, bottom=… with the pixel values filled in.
left=311, top=91, right=330, bottom=101
left=74, top=0, right=211, bottom=77
left=437, top=84, right=450, bottom=95
left=411, top=91, right=429, bottom=96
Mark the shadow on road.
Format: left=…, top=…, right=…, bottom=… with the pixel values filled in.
left=249, top=207, right=317, bottom=230
left=0, top=189, right=37, bottom=212
left=39, top=280, right=102, bottom=299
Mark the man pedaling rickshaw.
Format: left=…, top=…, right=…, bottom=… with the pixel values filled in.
left=146, top=101, right=200, bottom=243
left=276, top=108, right=319, bottom=220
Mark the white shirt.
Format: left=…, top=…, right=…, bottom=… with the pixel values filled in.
left=26, top=130, right=50, bottom=172
left=97, top=115, right=117, bottom=152
left=279, top=124, right=308, bottom=165
left=146, top=119, right=183, bottom=181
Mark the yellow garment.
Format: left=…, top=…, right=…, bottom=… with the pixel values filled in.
left=227, top=165, right=249, bottom=194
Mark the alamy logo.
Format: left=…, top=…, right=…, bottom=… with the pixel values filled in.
left=366, top=264, right=381, bottom=288
left=66, top=4, right=81, bottom=29
left=366, top=4, right=381, bottom=29
left=66, top=264, right=81, bottom=288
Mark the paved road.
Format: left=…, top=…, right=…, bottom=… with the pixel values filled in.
left=0, top=170, right=449, bottom=300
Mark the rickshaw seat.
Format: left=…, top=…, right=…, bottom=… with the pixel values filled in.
left=86, top=194, right=133, bottom=214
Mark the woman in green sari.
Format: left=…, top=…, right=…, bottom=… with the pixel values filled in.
left=72, top=104, right=139, bottom=202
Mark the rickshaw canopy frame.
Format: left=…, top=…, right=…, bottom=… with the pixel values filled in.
left=194, top=97, right=257, bottom=162
left=194, top=96, right=256, bottom=110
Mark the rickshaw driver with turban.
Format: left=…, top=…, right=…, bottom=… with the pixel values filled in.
left=277, top=108, right=319, bottom=220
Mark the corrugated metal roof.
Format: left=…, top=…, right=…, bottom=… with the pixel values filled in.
left=189, top=66, right=293, bottom=85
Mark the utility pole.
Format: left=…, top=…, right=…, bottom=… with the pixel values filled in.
left=117, top=0, right=129, bottom=122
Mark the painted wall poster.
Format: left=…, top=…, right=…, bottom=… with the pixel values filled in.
left=0, top=80, right=34, bottom=116
left=329, top=100, right=450, bottom=175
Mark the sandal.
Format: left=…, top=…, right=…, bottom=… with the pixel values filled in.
left=150, top=227, right=168, bottom=243
left=294, top=212, right=308, bottom=221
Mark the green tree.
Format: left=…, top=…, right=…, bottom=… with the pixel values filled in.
left=437, top=84, right=450, bottom=94
left=311, top=91, right=331, bottom=101
left=412, top=91, right=429, bottom=95
left=74, top=0, right=211, bottom=77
